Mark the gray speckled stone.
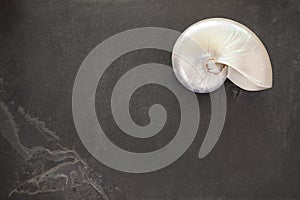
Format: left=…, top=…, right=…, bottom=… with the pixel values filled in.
left=0, top=0, right=299, bottom=199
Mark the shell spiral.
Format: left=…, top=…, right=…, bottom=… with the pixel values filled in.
left=72, top=28, right=205, bottom=173
left=172, top=18, right=273, bottom=93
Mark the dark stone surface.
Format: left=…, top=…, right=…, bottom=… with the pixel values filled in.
left=0, top=0, right=299, bottom=199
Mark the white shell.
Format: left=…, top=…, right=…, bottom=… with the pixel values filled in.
left=172, top=18, right=273, bottom=93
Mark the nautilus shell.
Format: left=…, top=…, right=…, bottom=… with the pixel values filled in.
left=172, top=18, right=273, bottom=93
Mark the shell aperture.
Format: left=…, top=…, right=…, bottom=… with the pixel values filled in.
left=172, top=18, right=273, bottom=93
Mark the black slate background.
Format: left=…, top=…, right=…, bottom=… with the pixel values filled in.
left=0, top=0, right=299, bottom=199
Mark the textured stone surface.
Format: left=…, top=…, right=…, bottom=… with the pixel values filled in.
left=0, top=0, right=299, bottom=199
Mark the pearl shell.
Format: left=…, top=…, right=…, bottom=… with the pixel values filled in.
left=172, top=18, right=273, bottom=93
